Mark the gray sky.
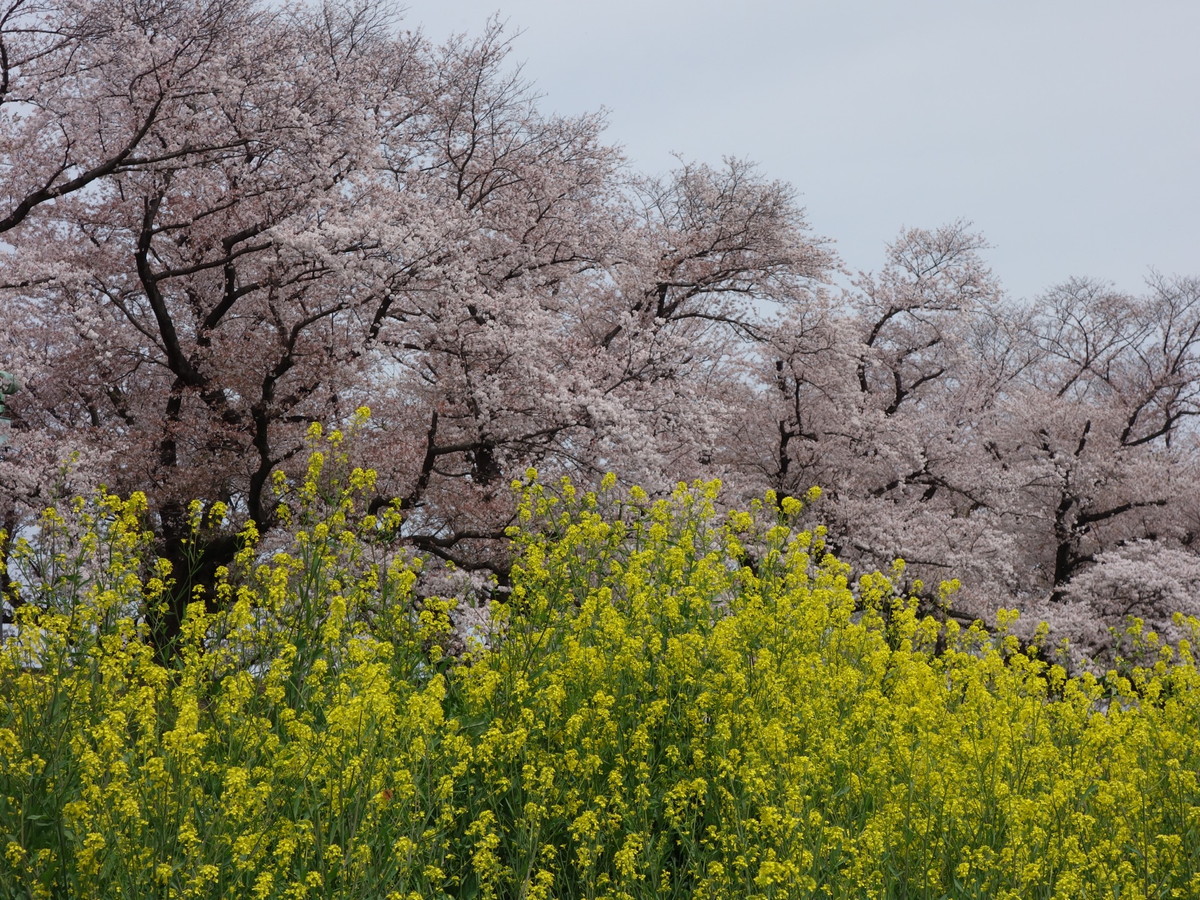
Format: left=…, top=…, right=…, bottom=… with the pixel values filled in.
left=409, top=1, right=1199, bottom=301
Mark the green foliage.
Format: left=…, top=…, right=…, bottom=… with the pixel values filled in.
left=2, top=445, right=1200, bottom=898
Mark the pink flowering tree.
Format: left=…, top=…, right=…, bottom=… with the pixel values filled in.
left=0, top=0, right=833, bottom=655
left=999, top=275, right=1200, bottom=660
left=736, top=225, right=1200, bottom=662
left=736, top=224, right=1019, bottom=605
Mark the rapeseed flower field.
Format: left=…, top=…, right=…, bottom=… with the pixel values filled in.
left=3, top=430, right=1200, bottom=898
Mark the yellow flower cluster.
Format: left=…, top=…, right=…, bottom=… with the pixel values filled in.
left=2, top=447, right=1200, bottom=898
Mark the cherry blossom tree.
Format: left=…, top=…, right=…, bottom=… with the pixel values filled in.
left=735, top=223, right=1019, bottom=606
left=2, top=0, right=441, bottom=651
left=736, top=226, right=1200, bottom=662
left=999, top=274, right=1200, bottom=660
left=0, top=0, right=834, bottom=655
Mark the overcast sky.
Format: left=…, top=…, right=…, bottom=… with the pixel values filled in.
left=408, top=1, right=1198, bottom=301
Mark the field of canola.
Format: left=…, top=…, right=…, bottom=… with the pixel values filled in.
left=3, top=438, right=1200, bottom=899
